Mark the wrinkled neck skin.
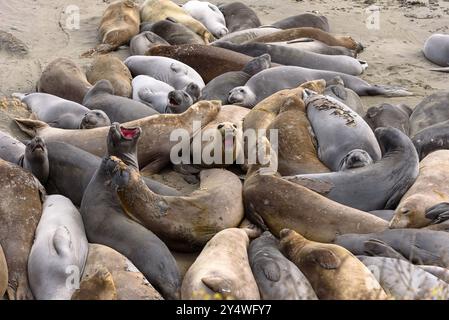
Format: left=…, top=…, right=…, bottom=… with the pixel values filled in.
left=22, top=154, right=49, bottom=184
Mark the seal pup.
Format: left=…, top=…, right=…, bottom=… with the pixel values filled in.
left=364, top=103, right=412, bottom=136
left=423, top=34, right=449, bottom=69
left=412, top=119, right=449, bottom=160
left=129, top=31, right=169, bottom=55
left=0, top=159, right=44, bottom=299
left=140, top=0, right=214, bottom=43
left=286, top=127, right=419, bottom=212
left=305, top=94, right=381, bottom=171
left=249, top=231, right=317, bottom=300
left=86, top=55, right=133, bottom=98
left=183, top=1, right=228, bottom=39
left=19, top=93, right=111, bottom=129
left=37, top=58, right=91, bottom=104
left=272, top=13, right=330, bottom=31
left=181, top=228, right=260, bottom=300
left=218, top=2, right=261, bottom=33
left=148, top=19, right=205, bottom=45
left=0, top=245, right=7, bottom=298
left=28, top=195, right=88, bottom=300
left=389, top=150, right=449, bottom=229
left=409, top=91, right=449, bottom=136
left=279, top=229, right=388, bottom=300
left=0, top=131, right=49, bottom=184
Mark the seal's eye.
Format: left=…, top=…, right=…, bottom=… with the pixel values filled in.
left=401, top=208, right=410, bottom=215
left=239, top=89, right=244, bottom=93
left=217, top=124, right=224, bottom=129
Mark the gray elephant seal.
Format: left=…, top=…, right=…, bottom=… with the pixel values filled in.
left=285, top=127, right=419, bottom=212
left=267, top=39, right=356, bottom=57
left=218, top=2, right=261, bottom=33
left=423, top=34, right=449, bottom=68
left=129, top=31, right=169, bottom=55
left=183, top=1, right=228, bottom=39
left=19, top=93, right=111, bottom=130
left=80, top=125, right=181, bottom=299
left=369, top=210, right=395, bottom=222
left=323, top=76, right=364, bottom=115
left=200, top=54, right=271, bottom=104
left=0, top=245, right=7, bottom=297
left=228, top=66, right=412, bottom=108
left=305, top=94, right=381, bottom=171
left=213, top=41, right=367, bottom=75
left=148, top=19, right=205, bottom=45
left=0, top=159, right=44, bottom=300
left=124, top=55, right=205, bottom=90
left=0, top=131, right=49, bottom=184
left=83, top=80, right=159, bottom=123
left=272, top=13, right=330, bottom=31
left=419, top=265, right=449, bottom=284
left=364, top=103, right=412, bottom=136
left=409, top=91, right=449, bottom=136
left=412, top=119, right=449, bottom=160
left=181, top=228, right=260, bottom=300
left=335, top=229, right=449, bottom=268
left=249, top=231, right=317, bottom=300
left=28, top=195, right=88, bottom=300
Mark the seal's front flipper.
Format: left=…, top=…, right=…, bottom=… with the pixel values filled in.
left=72, top=267, right=118, bottom=300
left=283, top=176, right=333, bottom=195
left=307, top=249, right=341, bottom=270
left=201, top=276, right=234, bottom=297
left=430, top=67, right=449, bottom=73
left=53, top=226, right=73, bottom=257
left=364, top=239, right=407, bottom=261
left=261, top=261, right=281, bottom=282
left=425, top=202, right=449, bottom=224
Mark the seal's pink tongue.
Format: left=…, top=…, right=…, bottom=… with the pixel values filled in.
left=120, top=127, right=139, bottom=139
left=224, top=134, right=234, bottom=150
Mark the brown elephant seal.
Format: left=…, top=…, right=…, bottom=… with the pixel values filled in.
left=129, top=31, right=169, bottom=55
left=85, top=0, right=140, bottom=55
left=0, top=245, right=7, bottom=298
left=75, top=244, right=163, bottom=300
left=244, top=171, right=388, bottom=243
left=181, top=228, right=260, bottom=300
left=0, top=159, right=44, bottom=300
left=279, top=229, right=388, bottom=300
left=147, top=44, right=280, bottom=83
left=86, top=55, right=132, bottom=98
left=149, top=19, right=205, bottom=45
left=409, top=91, right=449, bottom=136
left=107, top=156, right=244, bottom=252
left=37, top=58, right=92, bottom=104
left=15, top=100, right=221, bottom=172
left=140, top=0, right=214, bottom=43
left=247, top=27, right=364, bottom=53
left=364, top=103, right=412, bottom=136
left=390, top=150, right=449, bottom=229
left=218, top=2, right=261, bottom=33
left=272, top=13, right=330, bottom=32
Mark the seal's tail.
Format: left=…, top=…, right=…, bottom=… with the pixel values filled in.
left=14, top=118, right=48, bottom=137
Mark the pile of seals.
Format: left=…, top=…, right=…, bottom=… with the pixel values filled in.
left=2, top=0, right=449, bottom=300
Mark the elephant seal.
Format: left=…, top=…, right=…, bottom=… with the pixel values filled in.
left=80, top=154, right=181, bottom=299
left=132, top=75, right=197, bottom=114
left=244, top=171, right=388, bottom=243
left=200, top=54, right=271, bottom=104
left=15, top=100, right=221, bottom=172
left=412, top=120, right=449, bottom=160
left=279, top=229, right=387, bottom=300
left=88, top=0, right=140, bottom=55
left=218, top=2, right=261, bottom=33
left=409, top=91, right=449, bottom=136
left=129, top=31, right=169, bottom=55
left=389, top=150, right=449, bottom=229
left=228, top=66, right=412, bottom=108
left=423, top=34, right=449, bottom=68
left=267, top=93, right=330, bottom=175
left=419, top=266, right=449, bottom=284
left=305, top=94, right=381, bottom=171
left=86, top=55, right=132, bottom=98
left=358, top=256, right=449, bottom=300
left=213, top=41, right=367, bottom=75
left=272, top=13, right=330, bottom=32
left=249, top=231, right=317, bottom=300
left=140, top=0, right=214, bottom=43
left=28, top=195, right=88, bottom=300
left=212, top=27, right=281, bottom=45
left=0, top=245, right=7, bottom=297
left=0, top=131, right=49, bottom=184
left=286, top=127, right=419, bottom=211
left=124, top=55, right=205, bottom=90
left=149, top=19, right=205, bottom=45
left=183, top=1, right=228, bottom=39
left=0, top=159, right=44, bottom=299
left=37, top=58, right=91, bottom=104
left=323, top=76, right=364, bottom=115
left=107, top=157, right=244, bottom=251
left=335, top=229, right=449, bottom=268
left=75, top=244, right=163, bottom=300
left=369, top=210, right=395, bottom=222
left=268, top=39, right=356, bottom=57
left=19, top=93, right=111, bottom=130
left=364, top=103, right=412, bottom=136
left=247, top=27, right=364, bottom=53
left=83, top=80, right=159, bottom=123
left=181, top=228, right=260, bottom=300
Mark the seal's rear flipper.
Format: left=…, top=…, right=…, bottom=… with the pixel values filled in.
left=425, top=202, right=449, bottom=224
left=367, top=85, right=414, bottom=97
left=364, top=239, right=407, bottom=261
left=14, top=118, right=48, bottom=137
left=430, top=67, right=449, bottom=73
left=242, top=54, right=271, bottom=76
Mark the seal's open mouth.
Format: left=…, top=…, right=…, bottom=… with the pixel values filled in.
left=120, top=126, right=140, bottom=140
left=169, top=97, right=180, bottom=106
